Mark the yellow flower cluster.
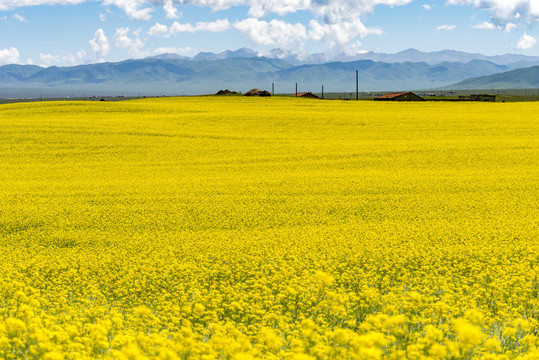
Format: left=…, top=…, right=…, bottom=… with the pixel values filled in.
left=0, top=97, right=538, bottom=359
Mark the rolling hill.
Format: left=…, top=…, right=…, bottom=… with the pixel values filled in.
left=446, top=66, right=539, bottom=89
left=0, top=55, right=535, bottom=97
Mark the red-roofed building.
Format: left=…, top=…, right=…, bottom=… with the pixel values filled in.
left=294, top=92, right=320, bottom=99
left=374, top=92, right=424, bottom=101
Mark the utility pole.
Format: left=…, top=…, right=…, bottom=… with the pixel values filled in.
left=272, top=83, right=274, bottom=95
left=356, top=70, right=359, bottom=101
left=322, top=85, right=324, bottom=99
left=295, top=83, right=298, bottom=97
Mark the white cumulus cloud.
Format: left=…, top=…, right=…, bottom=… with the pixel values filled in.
left=103, top=0, right=153, bottom=20
left=113, top=27, right=147, bottom=57
left=234, top=16, right=382, bottom=54
left=516, top=33, right=536, bottom=49
left=309, top=18, right=382, bottom=55
left=38, top=50, right=87, bottom=67
left=0, top=0, right=86, bottom=11
left=246, top=0, right=311, bottom=17
left=446, top=0, right=539, bottom=26
left=196, top=18, right=230, bottom=31
left=504, top=23, right=517, bottom=31
left=89, top=28, right=110, bottom=58
left=163, top=0, right=180, bottom=18
left=169, top=19, right=230, bottom=33
left=234, top=0, right=407, bottom=54
left=0, top=0, right=417, bottom=55
left=148, top=22, right=169, bottom=36
left=154, top=46, right=196, bottom=55
left=473, top=21, right=517, bottom=31
left=38, top=53, right=60, bottom=67
left=169, top=22, right=195, bottom=32
left=0, top=47, right=20, bottom=65
left=244, top=0, right=415, bottom=21
left=473, top=21, right=496, bottom=29
left=234, top=18, right=307, bottom=47
left=7, top=0, right=538, bottom=58
left=309, top=0, right=414, bottom=24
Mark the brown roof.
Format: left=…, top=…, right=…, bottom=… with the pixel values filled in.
left=374, top=92, right=409, bottom=99
left=295, top=92, right=320, bottom=98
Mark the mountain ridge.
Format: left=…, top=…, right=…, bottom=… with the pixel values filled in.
left=150, top=47, right=539, bottom=66
left=1, top=52, right=538, bottom=96
left=446, top=65, right=539, bottom=89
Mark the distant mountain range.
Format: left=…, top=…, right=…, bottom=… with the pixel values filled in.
left=328, top=48, right=539, bottom=67
left=152, top=47, right=539, bottom=66
left=1, top=48, right=539, bottom=97
left=445, top=66, right=539, bottom=90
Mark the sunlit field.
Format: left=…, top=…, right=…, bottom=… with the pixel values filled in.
left=1, top=97, right=538, bottom=359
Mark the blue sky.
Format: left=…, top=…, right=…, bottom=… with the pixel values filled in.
left=0, top=0, right=538, bottom=66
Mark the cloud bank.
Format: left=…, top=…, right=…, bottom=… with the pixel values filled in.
left=147, top=19, right=231, bottom=36
left=0, top=0, right=85, bottom=11
left=447, top=0, right=539, bottom=26
left=2, top=0, right=539, bottom=27
left=39, top=50, right=87, bottom=66
left=0, top=47, right=20, bottom=65
left=2, top=0, right=539, bottom=64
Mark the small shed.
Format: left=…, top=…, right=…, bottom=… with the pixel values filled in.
left=294, top=92, right=320, bottom=99
left=374, top=92, right=424, bottom=101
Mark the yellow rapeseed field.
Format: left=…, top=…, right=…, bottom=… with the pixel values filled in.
left=0, top=97, right=538, bottom=359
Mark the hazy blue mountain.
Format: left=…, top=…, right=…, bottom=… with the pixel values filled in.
left=24, top=59, right=199, bottom=84
left=191, top=48, right=258, bottom=61
left=151, top=53, right=190, bottom=60
left=446, top=65, right=539, bottom=89
left=274, top=60, right=509, bottom=90
left=265, top=48, right=539, bottom=66
left=0, top=57, right=292, bottom=96
left=149, top=47, right=539, bottom=66
left=0, top=64, right=43, bottom=83
left=352, top=48, right=539, bottom=65
left=0, top=56, right=534, bottom=96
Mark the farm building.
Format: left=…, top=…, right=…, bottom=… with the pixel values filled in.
left=458, top=94, right=496, bottom=102
left=374, top=92, right=424, bottom=101
left=294, top=92, right=320, bottom=99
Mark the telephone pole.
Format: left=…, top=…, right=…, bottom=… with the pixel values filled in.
left=356, top=70, right=359, bottom=101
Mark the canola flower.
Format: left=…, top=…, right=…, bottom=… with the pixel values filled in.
left=0, top=97, right=538, bottom=359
